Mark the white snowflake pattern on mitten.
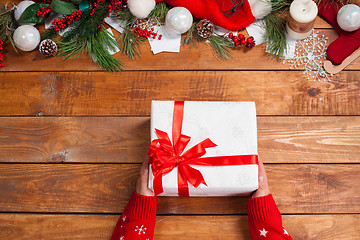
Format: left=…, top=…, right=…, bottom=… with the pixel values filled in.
left=135, top=225, right=147, bottom=235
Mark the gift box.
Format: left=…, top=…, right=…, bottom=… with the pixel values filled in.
left=148, top=101, right=259, bottom=197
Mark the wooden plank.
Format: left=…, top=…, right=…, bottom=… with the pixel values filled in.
left=1, top=29, right=354, bottom=72
left=0, top=214, right=359, bottom=240
left=0, top=116, right=359, bottom=163
left=0, top=164, right=358, bottom=214
left=0, top=71, right=359, bottom=116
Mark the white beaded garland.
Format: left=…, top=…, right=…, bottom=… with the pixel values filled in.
left=13, top=25, right=41, bottom=52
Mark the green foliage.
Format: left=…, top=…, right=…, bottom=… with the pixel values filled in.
left=58, top=27, right=123, bottom=72
left=120, top=28, right=143, bottom=59
left=184, top=23, right=199, bottom=46
left=88, top=28, right=124, bottom=72
left=0, top=3, right=18, bottom=52
left=18, top=3, right=49, bottom=24
left=184, top=21, right=233, bottom=60
left=115, top=7, right=135, bottom=23
left=262, top=12, right=287, bottom=58
left=115, top=8, right=144, bottom=59
left=50, top=0, right=78, bottom=15
left=41, top=28, right=58, bottom=41
left=207, top=35, right=234, bottom=60
left=148, top=2, right=170, bottom=21
left=52, top=3, right=124, bottom=72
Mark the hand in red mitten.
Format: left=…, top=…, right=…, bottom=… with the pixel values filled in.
left=318, top=1, right=360, bottom=65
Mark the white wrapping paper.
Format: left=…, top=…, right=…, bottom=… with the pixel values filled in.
left=149, top=101, right=258, bottom=196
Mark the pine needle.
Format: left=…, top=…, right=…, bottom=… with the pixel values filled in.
left=184, top=23, right=198, bottom=46
left=148, top=2, right=170, bottom=21
left=0, top=3, right=17, bottom=52
left=261, top=12, right=287, bottom=58
left=120, top=28, right=143, bottom=59
left=207, top=35, right=233, bottom=60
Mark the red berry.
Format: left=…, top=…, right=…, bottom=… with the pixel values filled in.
left=238, top=34, right=245, bottom=40
left=233, top=36, right=238, bottom=42
left=240, top=39, right=246, bottom=45
left=247, top=36, right=254, bottom=43
left=229, top=33, right=233, bottom=38
left=235, top=42, right=240, bottom=46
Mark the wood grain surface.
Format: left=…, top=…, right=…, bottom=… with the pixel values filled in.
left=0, top=71, right=359, bottom=116
left=0, top=117, right=359, bottom=163
left=0, top=1, right=359, bottom=238
left=0, top=164, right=358, bottom=214
left=0, top=214, right=359, bottom=240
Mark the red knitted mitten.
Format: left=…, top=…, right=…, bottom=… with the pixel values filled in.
left=318, top=1, right=360, bottom=64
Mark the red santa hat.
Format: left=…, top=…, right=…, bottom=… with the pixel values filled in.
left=128, top=0, right=271, bottom=31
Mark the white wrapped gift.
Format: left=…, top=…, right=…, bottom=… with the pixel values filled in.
left=148, top=101, right=258, bottom=196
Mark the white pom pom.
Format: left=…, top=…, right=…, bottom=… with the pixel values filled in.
left=248, top=0, right=271, bottom=19
left=128, top=0, right=156, bottom=19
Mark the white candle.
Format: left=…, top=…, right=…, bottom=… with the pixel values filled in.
left=286, top=0, right=318, bottom=40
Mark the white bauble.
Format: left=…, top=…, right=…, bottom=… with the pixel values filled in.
left=337, top=4, right=360, bottom=32
left=128, top=0, right=156, bottom=19
left=165, top=7, right=193, bottom=35
left=14, top=1, right=35, bottom=22
left=13, top=25, right=40, bottom=52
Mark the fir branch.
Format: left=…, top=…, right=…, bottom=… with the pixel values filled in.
left=184, top=22, right=231, bottom=60
left=261, top=12, right=287, bottom=58
left=207, top=35, right=233, bottom=60
left=88, top=29, right=124, bottom=72
left=183, top=22, right=196, bottom=46
left=148, top=2, right=170, bottom=21
left=0, top=3, right=17, bottom=52
left=115, top=7, right=135, bottom=23
left=57, top=37, right=87, bottom=60
left=120, top=28, right=143, bottom=59
left=42, top=28, right=58, bottom=40
left=115, top=8, right=144, bottom=59
left=58, top=28, right=124, bottom=72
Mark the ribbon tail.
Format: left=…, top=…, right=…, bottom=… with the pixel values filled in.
left=177, top=166, right=190, bottom=197
left=153, top=172, right=165, bottom=196
left=178, top=163, right=207, bottom=197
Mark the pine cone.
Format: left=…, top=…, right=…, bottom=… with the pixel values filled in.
left=197, top=19, right=214, bottom=38
left=39, top=39, right=57, bottom=58
left=132, top=18, right=160, bottom=30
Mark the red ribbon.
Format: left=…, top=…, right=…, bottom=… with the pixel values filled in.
left=148, top=101, right=258, bottom=197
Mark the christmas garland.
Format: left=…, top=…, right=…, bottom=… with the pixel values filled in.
left=1, top=0, right=354, bottom=71
left=0, top=0, right=257, bottom=71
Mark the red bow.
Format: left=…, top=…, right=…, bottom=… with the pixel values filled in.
left=148, top=101, right=258, bottom=197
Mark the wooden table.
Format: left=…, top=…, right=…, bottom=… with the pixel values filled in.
left=0, top=8, right=359, bottom=239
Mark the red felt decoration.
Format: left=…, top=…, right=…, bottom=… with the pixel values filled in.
left=318, top=1, right=360, bottom=65
left=155, top=0, right=255, bottom=30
